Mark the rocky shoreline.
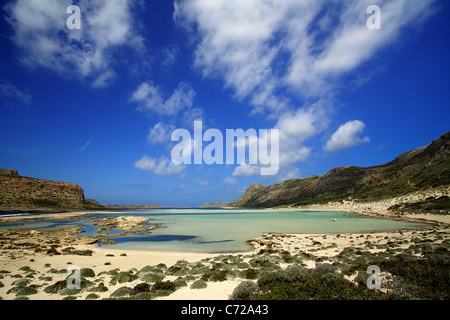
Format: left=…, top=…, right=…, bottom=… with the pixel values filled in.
left=0, top=212, right=161, bottom=250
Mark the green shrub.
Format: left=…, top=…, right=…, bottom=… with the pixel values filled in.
left=280, top=251, right=294, bottom=263
left=138, top=265, right=163, bottom=275
left=190, top=279, right=207, bottom=289
left=16, top=286, right=38, bottom=296
left=13, top=279, right=30, bottom=288
left=379, top=253, right=450, bottom=299
left=151, top=280, right=176, bottom=297
left=141, top=272, right=165, bottom=283
left=167, top=265, right=187, bottom=276
left=284, top=265, right=310, bottom=282
left=44, top=277, right=93, bottom=295
left=43, top=280, right=66, bottom=294
left=235, top=262, right=250, bottom=269
left=88, top=282, right=108, bottom=293
left=230, top=281, right=259, bottom=300
left=321, top=273, right=346, bottom=288
left=110, top=286, right=134, bottom=298
left=249, top=256, right=279, bottom=269
left=311, top=263, right=334, bottom=278
left=138, top=265, right=154, bottom=274
left=80, top=268, right=95, bottom=278
left=242, top=268, right=258, bottom=280
left=355, top=271, right=370, bottom=287
left=257, top=270, right=288, bottom=287
left=19, top=266, right=32, bottom=272
left=110, top=271, right=138, bottom=285
left=253, top=276, right=386, bottom=300
left=156, top=263, right=167, bottom=270
left=201, top=269, right=228, bottom=282
left=174, top=278, right=188, bottom=288
left=133, top=282, right=150, bottom=294
left=152, top=280, right=176, bottom=292
left=85, top=293, right=100, bottom=300
left=188, top=265, right=209, bottom=275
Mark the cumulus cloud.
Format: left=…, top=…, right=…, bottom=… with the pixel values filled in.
left=5, top=0, right=144, bottom=87
left=274, top=103, right=331, bottom=167
left=223, top=103, right=328, bottom=183
left=147, top=122, right=176, bottom=145
left=134, top=155, right=185, bottom=176
left=325, top=120, right=370, bottom=153
left=129, top=81, right=196, bottom=116
left=232, top=164, right=260, bottom=178
left=175, top=0, right=436, bottom=177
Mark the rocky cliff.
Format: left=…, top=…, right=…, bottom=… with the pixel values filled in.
left=233, top=131, right=450, bottom=209
left=0, top=169, right=103, bottom=210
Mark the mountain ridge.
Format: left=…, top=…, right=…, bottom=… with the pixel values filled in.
left=232, top=131, right=450, bottom=211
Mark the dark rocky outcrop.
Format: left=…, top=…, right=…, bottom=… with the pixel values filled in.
left=0, top=170, right=104, bottom=210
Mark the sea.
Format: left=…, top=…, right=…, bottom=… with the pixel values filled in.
left=0, top=208, right=429, bottom=253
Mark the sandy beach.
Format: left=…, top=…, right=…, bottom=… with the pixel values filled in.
left=0, top=206, right=448, bottom=300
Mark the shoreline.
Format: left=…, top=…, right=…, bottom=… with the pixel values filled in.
left=0, top=206, right=448, bottom=300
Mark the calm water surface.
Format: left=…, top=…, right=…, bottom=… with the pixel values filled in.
left=0, top=209, right=429, bottom=253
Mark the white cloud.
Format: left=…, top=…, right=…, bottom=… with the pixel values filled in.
left=134, top=155, right=185, bottom=176
left=5, top=0, right=144, bottom=87
left=129, top=81, right=196, bottom=116
left=0, top=80, right=31, bottom=104
left=147, top=122, right=176, bottom=145
left=175, top=0, right=314, bottom=115
left=304, top=0, right=436, bottom=89
left=194, top=177, right=210, bottom=186
left=325, top=120, right=370, bottom=153
left=175, top=0, right=436, bottom=108
left=273, top=100, right=332, bottom=169
left=175, top=0, right=436, bottom=183
left=223, top=163, right=262, bottom=187
left=223, top=105, right=324, bottom=183
left=161, top=44, right=180, bottom=67
left=224, top=177, right=238, bottom=186
left=182, top=108, right=204, bottom=127
left=274, top=167, right=301, bottom=182
left=232, top=164, right=260, bottom=178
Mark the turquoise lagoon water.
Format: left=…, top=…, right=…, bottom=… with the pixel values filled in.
left=0, top=209, right=429, bottom=253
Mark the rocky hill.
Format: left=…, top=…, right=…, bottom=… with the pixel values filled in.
left=233, top=131, right=450, bottom=210
left=0, top=169, right=104, bottom=211
left=198, top=201, right=235, bottom=208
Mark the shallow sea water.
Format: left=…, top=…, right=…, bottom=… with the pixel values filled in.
left=0, top=209, right=429, bottom=253
left=99, top=209, right=428, bottom=252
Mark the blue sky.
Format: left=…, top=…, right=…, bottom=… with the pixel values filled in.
left=0, top=0, right=449, bottom=207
